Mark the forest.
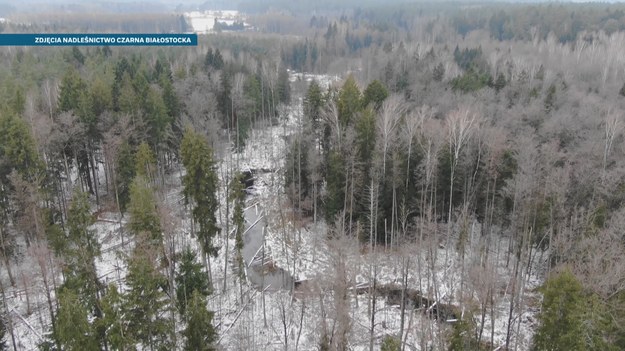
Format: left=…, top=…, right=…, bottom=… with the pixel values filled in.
left=1, top=1, right=625, bottom=350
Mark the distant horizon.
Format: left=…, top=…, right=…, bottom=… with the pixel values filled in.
left=2, top=0, right=625, bottom=20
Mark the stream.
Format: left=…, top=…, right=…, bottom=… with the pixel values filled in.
left=236, top=71, right=338, bottom=292
left=241, top=175, right=294, bottom=291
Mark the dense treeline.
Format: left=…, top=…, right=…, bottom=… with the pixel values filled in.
left=4, top=13, right=189, bottom=33
left=251, top=2, right=625, bottom=50
left=456, top=4, right=625, bottom=42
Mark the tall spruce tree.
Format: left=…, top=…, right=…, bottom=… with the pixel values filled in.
left=337, top=75, right=362, bottom=127
left=229, top=173, right=246, bottom=281
left=0, top=112, right=45, bottom=255
left=116, top=141, right=136, bottom=213
left=285, top=137, right=311, bottom=209
left=182, top=290, right=217, bottom=351
left=532, top=269, right=585, bottom=351
left=143, top=88, right=171, bottom=150
left=0, top=112, right=44, bottom=185
left=128, top=176, right=162, bottom=244
left=54, top=289, right=99, bottom=351
left=124, top=243, right=172, bottom=351
left=135, top=142, right=156, bottom=182
left=175, top=249, right=210, bottom=317
left=180, top=128, right=220, bottom=272
left=63, top=191, right=101, bottom=312
left=303, top=80, right=324, bottom=144
left=324, top=151, right=346, bottom=221
left=362, top=80, right=388, bottom=111
left=97, top=284, right=134, bottom=351
left=58, top=69, right=87, bottom=113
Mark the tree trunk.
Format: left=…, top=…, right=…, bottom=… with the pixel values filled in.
left=368, top=177, right=377, bottom=351
left=369, top=270, right=377, bottom=351
left=262, top=227, right=267, bottom=327
left=313, top=183, right=317, bottom=224
left=223, top=161, right=230, bottom=293
left=0, top=279, right=18, bottom=351
left=281, top=300, right=288, bottom=351
left=399, top=255, right=408, bottom=350
left=505, top=249, right=521, bottom=349
left=0, top=225, right=15, bottom=287
left=203, top=250, right=213, bottom=291
left=21, top=273, right=31, bottom=315
left=39, top=254, right=55, bottom=332
left=295, top=300, right=305, bottom=351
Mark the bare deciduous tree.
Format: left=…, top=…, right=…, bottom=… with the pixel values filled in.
left=318, top=219, right=357, bottom=351
left=603, top=110, right=621, bottom=178
left=444, top=107, right=478, bottom=264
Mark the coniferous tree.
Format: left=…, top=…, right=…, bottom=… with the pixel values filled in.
left=337, top=75, right=362, bottom=127
left=125, top=158, right=171, bottom=351
left=161, top=77, right=181, bottom=120
left=244, top=75, right=262, bottom=119
left=175, top=249, right=210, bottom=317
left=153, top=58, right=170, bottom=82
left=352, top=107, right=377, bottom=230
left=0, top=112, right=44, bottom=185
left=58, top=68, right=100, bottom=197
left=58, top=69, right=86, bottom=113
left=324, top=151, right=346, bottom=221
left=494, top=72, right=507, bottom=93
left=229, top=173, right=246, bottom=281
left=277, top=67, right=291, bottom=104
left=544, top=83, right=557, bottom=112
left=182, top=290, right=217, bottom=351
left=285, top=137, right=311, bottom=210
left=115, top=141, right=136, bottom=213
left=71, top=47, right=85, bottom=65
left=133, top=70, right=150, bottom=106
left=62, top=191, right=101, bottom=312
left=97, top=284, right=134, bottom=351
left=117, top=74, right=139, bottom=115
left=112, top=57, right=133, bottom=111
left=9, top=88, right=25, bottom=116
left=135, top=142, right=156, bottom=182
left=204, top=48, right=215, bottom=71
left=532, top=269, right=585, bottom=351
left=212, top=49, right=224, bottom=70
left=180, top=129, right=220, bottom=270
left=54, top=289, right=99, bottom=351
left=128, top=176, right=162, bottom=244
left=362, top=80, right=388, bottom=111
left=448, top=314, right=482, bottom=351
left=380, top=335, right=400, bottom=351
left=143, top=88, right=171, bottom=150
left=433, top=62, right=445, bottom=82
left=124, top=243, right=172, bottom=351
left=304, top=80, right=324, bottom=142
left=355, top=108, right=376, bottom=172
left=218, top=71, right=233, bottom=126
left=237, top=75, right=260, bottom=148
left=89, top=77, right=112, bottom=117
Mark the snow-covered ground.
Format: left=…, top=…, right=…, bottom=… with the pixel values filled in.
left=185, top=10, right=247, bottom=34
